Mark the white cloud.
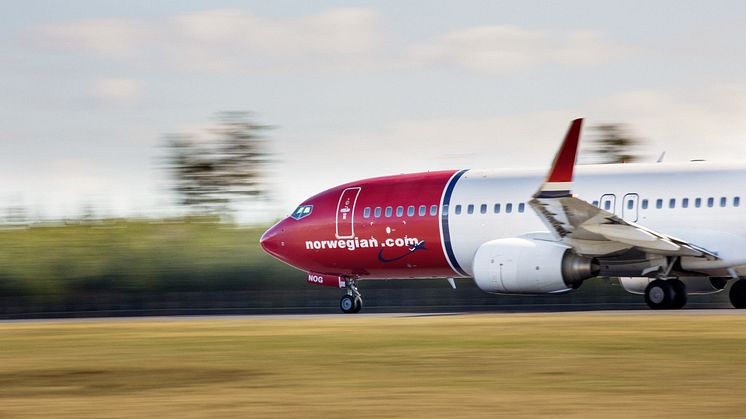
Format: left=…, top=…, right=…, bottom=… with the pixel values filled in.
left=34, top=8, right=383, bottom=74
left=37, top=18, right=152, bottom=59
left=409, top=25, right=633, bottom=73
left=32, top=10, right=633, bottom=75
left=92, top=78, right=143, bottom=105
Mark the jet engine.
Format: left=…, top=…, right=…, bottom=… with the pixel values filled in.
left=472, top=238, right=600, bottom=294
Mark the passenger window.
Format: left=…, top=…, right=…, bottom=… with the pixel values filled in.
left=506, top=203, right=513, bottom=213
left=407, top=206, right=415, bottom=216
left=695, top=198, right=702, bottom=208
left=604, top=201, right=611, bottom=211
left=374, top=207, right=382, bottom=218
left=656, top=199, right=663, bottom=209
left=720, top=197, right=727, bottom=207
left=419, top=205, right=426, bottom=216
left=480, top=204, right=487, bottom=214
left=627, top=199, right=634, bottom=210
left=518, top=203, right=525, bottom=213
left=363, top=207, right=371, bottom=218
left=385, top=206, right=393, bottom=217
left=430, top=205, right=438, bottom=216
left=682, top=198, right=689, bottom=208
left=707, top=197, right=714, bottom=208
left=467, top=204, right=474, bottom=214
left=592, top=200, right=599, bottom=207
left=455, top=205, right=462, bottom=215
left=641, top=199, right=648, bottom=209
left=494, top=203, right=501, bottom=214
left=669, top=198, right=675, bottom=209
left=396, top=206, right=404, bottom=217
left=735, top=197, right=741, bottom=207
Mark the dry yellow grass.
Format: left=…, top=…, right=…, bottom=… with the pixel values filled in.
left=1, top=312, right=746, bottom=418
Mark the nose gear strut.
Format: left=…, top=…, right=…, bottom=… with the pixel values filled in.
left=340, top=278, right=362, bottom=314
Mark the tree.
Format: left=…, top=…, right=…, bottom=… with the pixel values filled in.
left=586, top=123, right=642, bottom=164
left=162, top=112, right=273, bottom=216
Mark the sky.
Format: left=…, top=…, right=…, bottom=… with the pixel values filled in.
left=2, top=1, right=746, bottom=222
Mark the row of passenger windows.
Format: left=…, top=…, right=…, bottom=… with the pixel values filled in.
left=453, top=203, right=526, bottom=215
left=361, top=195, right=742, bottom=221
left=593, top=196, right=741, bottom=210
left=363, top=204, right=439, bottom=219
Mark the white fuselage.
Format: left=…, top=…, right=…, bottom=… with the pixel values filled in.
left=446, top=162, right=746, bottom=277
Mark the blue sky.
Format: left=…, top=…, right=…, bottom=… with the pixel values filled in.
left=2, top=1, right=746, bottom=222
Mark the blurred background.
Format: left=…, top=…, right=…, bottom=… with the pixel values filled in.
left=1, top=1, right=745, bottom=317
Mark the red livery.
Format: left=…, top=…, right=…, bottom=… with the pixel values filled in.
left=261, top=170, right=458, bottom=279
left=307, top=272, right=346, bottom=288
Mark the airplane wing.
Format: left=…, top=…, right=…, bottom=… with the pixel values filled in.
left=528, top=119, right=719, bottom=260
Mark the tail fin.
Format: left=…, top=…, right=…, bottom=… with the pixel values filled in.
left=534, top=118, right=583, bottom=198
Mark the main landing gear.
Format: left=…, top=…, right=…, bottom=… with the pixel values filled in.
left=644, top=278, right=687, bottom=310
left=729, top=279, right=746, bottom=308
left=644, top=257, right=687, bottom=310
left=340, top=278, right=363, bottom=314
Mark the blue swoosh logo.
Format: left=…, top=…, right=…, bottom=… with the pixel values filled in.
left=378, top=240, right=427, bottom=263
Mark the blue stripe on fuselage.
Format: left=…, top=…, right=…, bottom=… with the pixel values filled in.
left=441, top=169, right=468, bottom=276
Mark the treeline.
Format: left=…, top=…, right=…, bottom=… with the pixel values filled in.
left=0, top=219, right=731, bottom=318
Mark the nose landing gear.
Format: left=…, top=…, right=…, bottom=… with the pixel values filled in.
left=340, top=278, right=363, bottom=314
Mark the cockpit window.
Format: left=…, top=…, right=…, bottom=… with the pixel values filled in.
left=290, top=205, right=313, bottom=220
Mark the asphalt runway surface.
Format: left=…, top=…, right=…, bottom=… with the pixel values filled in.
left=1, top=307, right=744, bottom=323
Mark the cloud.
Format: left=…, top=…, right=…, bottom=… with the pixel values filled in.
left=36, top=18, right=152, bottom=59
left=409, top=26, right=633, bottom=73
left=34, top=8, right=383, bottom=74
left=92, top=78, right=143, bottom=105
left=31, top=9, right=633, bottom=75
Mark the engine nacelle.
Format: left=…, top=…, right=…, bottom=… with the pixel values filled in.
left=619, top=276, right=727, bottom=295
left=472, top=238, right=600, bottom=294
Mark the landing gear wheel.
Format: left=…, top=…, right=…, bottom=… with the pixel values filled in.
left=340, top=295, right=356, bottom=313
left=669, top=279, right=688, bottom=309
left=729, top=279, right=746, bottom=309
left=351, top=296, right=363, bottom=313
left=645, top=279, right=675, bottom=310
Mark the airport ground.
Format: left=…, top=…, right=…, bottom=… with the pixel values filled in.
left=1, top=312, right=745, bottom=418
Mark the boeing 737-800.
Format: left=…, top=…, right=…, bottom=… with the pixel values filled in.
left=261, top=119, right=746, bottom=312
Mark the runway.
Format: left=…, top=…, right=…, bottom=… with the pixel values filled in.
left=0, top=306, right=742, bottom=323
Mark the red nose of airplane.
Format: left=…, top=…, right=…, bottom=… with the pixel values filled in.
left=260, top=219, right=289, bottom=259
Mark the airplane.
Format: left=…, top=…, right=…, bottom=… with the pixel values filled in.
left=261, top=119, right=746, bottom=313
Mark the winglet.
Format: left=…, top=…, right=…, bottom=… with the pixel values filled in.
left=534, top=118, right=583, bottom=198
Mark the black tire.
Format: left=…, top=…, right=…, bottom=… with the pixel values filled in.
left=351, top=296, right=363, bottom=313
left=669, top=279, right=688, bottom=309
left=645, top=279, right=675, bottom=310
left=340, top=295, right=356, bottom=313
left=729, top=279, right=746, bottom=309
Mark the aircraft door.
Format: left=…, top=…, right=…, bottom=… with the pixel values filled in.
left=622, top=193, right=639, bottom=222
left=599, top=194, right=616, bottom=215
left=336, top=187, right=361, bottom=239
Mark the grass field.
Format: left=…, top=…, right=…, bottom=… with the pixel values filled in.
left=1, top=313, right=746, bottom=418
